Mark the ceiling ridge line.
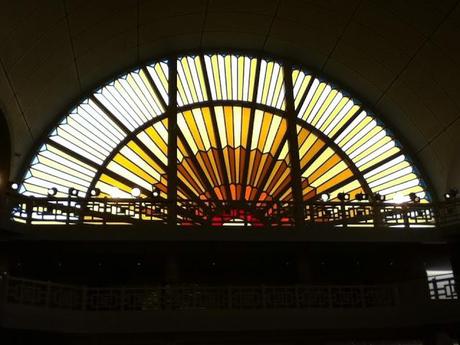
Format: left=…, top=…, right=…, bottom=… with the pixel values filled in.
left=200, top=0, right=210, bottom=50
left=62, top=0, right=82, bottom=94
left=373, top=0, right=460, bottom=109
left=320, top=0, right=363, bottom=73
left=136, top=0, right=140, bottom=64
left=0, top=56, right=34, bottom=142
left=415, top=112, right=460, bottom=155
left=262, top=0, right=281, bottom=51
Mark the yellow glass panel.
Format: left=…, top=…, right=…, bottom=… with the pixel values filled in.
left=300, top=138, right=325, bottom=169
left=358, top=146, right=400, bottom=171
left=37, top=156, right=93, bottom=182
left=127, top=141, right=164, bottom=174
left=308, top=155, right=344, bottom=184
left=99, top=174, right=132, bottom=194
left=225, top=55, right=232, bottom=98
left=301, top=83, right=326, bottom=121
left=313, top=90, right=340, bottom=128
left=366, top=161, right=410, bottom=184
left=154, top=63, right=168, bottom=94
left=338, top=116, right=373, bottom=148
left=261, top=62, right=274, bottom=104
left=237, top=56, right=244, bottom=100
left=316, top=169, right=355, bottom=194
left=257, top=113, right=273, bottom=152
left=224, top=106, right=234, bottom=147
left=113, top=153, right=156, bottom=184
left=202, top=107, right=217, bottom=147
left=303, top=148, right=335, bottom=178
left=194, top=108, right=211, bottom=149
left=327, top=104, right=360, bottom=138
left=211, top=55, right=222, bottom=99
left=248, top=58, right=257, bottom=101
left=372, top=173, right=418, bottom=192
left=195, top=56, right=208, bottom=100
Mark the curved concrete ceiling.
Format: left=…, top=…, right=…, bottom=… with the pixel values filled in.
left=0, top=0, right=459, bottom=199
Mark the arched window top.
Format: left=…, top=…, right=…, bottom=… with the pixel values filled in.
left=17, top=53, right=430, bottom=213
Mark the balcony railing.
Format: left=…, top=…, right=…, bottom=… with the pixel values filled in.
left=1, top=275, right=398, bottom=311
left=6, top=194, right=460, bottom=229
left=0, top=274, right=456, bottom=313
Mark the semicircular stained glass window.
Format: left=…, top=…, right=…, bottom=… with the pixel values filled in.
left=17, top=53, right=430, bottom=224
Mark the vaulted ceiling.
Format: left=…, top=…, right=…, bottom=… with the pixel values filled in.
left=0, top=0, right=459, bottom=199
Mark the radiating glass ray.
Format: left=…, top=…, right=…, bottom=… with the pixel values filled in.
left=177, top=106, right=292, bottom=202
left=293, top=68, right=429, bottom=203
left=297, top=124, right=361, bottom=202
left=204, top=54, right=258, bottom=102
left=94, top=63, right=167, bottom=131
left=21, top=143, right=97, bottom=197
left=177, top=55, right=208, bottom=106
left=256, top=60, right=286, bottom=110
left=95, top=119, right=168, bottom=199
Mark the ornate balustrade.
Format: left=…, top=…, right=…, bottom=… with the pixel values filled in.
left=1, top=275, right=399, bottom=311
left=7, top=194, right=460, bottom=229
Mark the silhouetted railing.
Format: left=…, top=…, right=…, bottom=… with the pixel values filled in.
left=1, top=275, right=397, bottom=311
left=8, top=194, right=460, bottom=228
left=1, top=274, right=456, bottom=312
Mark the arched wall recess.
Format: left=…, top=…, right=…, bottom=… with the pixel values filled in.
left=15, top=53, right=431, bottom=225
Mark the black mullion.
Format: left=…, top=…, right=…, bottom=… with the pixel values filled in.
left=359, top=151, right=402, bottom=177
left=252, top=131, right=289, bottom=203
left=167, top=57, right=178, bottom=225
left=83, top=134, right=168, bottom=199
left=176, top=179, right=213, bottom=212
left=330, top=105, right=364, bottom=142
left=283, top=64, right=305, bottom=226
left=57, top=125, right=109, bottom=160
left=100, top=169, right=152, bottom=196
left=312, top=174, right=361, bottom=201
left=131, top=136, right=168, bottom=172
left=47, top=140, right=100, bottom=170
left=292, top=71, right=316, bottom=113
left=271, top=137, right=328, bottom=201
left=176, top=130, right=220, bottom=201
left=141, top=66, right=168, bottom=111
left=90, top=95, right=131, bottom=135
left=258, top=68, right=313, bottom=203
left=199, top=54, right=232, bottom=200
left=240, top=58, right=261, bottom=201
left=30, top=164, right=89, bottom=191
left=177, top=100, right=285, bottom=116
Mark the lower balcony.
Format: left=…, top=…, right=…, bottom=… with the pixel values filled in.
left=0, top=274, right=458, bottom=334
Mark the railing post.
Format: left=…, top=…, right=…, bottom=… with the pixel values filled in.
left=66, top=196, right=71, bottom=225
left=372, top=202, right=383, bottom=228
left=340, top=202, right=347, bottom=229
left=120, top=287, right=125, bottom=311
left=82, top=286, right=87, bottom=311
left=26, top=198, right=33, bottom=225
left=261, top=285, right=266, bottom=309
left=431, top=278, right=439, bottom=300
left=0, top=272, right=8, bottom=307
left=46, top=281, right=51, bottom=308
left=403, top=205, right=410, bottom=229
left=228, top=286, right=232, bottom=309
left=294, top=285, right=300, bottom=309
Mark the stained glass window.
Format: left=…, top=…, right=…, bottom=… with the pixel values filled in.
left=16, top=53, right=431, bottom=225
